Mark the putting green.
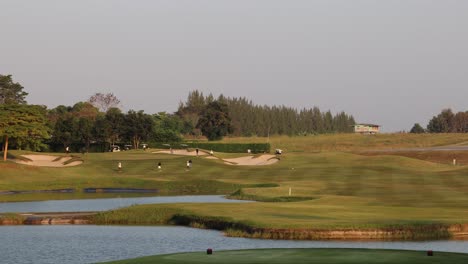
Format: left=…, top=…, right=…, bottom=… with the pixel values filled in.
left=102, top=249, right=468, bottom=264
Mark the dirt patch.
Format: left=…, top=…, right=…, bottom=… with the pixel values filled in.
left=1, top=212, right=95, bottom=225
left=14, top=155, right=83, bottom=167
left=22, top=212, right=95, bottom=225
left=0, top=189, right=74, bottom=195
left=83, top=188, right=158, bottom=193
left=225, top=224, right=468, bottom=240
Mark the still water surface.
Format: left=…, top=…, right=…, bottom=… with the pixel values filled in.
left=0, top=195, right=249, bottom=213
left=1, top=225, right=468, bottom=264
left=1, top=196, right=468, bottom=263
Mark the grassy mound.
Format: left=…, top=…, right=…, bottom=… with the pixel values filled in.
left=228, top=189, right=316, bottom=202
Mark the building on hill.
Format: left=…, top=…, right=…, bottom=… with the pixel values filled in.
left=353, top=124, right=380, bottom=134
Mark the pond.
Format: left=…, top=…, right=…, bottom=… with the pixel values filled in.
left=2, top=195, right=468, bottom=263
left=0, top=195, right=250, bottom=213
left=1, top=225, right=467, bottom=264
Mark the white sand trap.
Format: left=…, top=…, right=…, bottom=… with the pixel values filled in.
left=155, top=150, right=279, bottom=166
left=223, top=154, right=279, bottom=166
left=153, top=149, right=207, bottom=156
left=14, top=155, right=83, bottom=167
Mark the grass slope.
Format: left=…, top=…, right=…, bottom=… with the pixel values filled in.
left=220, top=133, right=468, bottom=152
left=101, top=249, right=468, bottom=264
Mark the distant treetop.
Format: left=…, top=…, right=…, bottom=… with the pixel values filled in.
left=88, top=92, right=121, bottom=112
left=0, top=74, right=28, bottom=104
left=426, top=108, right=468, bottom=133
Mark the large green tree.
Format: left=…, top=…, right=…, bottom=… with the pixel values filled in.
left=48, top=105, right=74, bottom=149
left=71, top=102, right=98, bottom=152
left=124, top=110, right=154, bottom=149
left=48, top=102, right=98, bottom=151
left=0, top=74, right=28, bottom=104
left=427, top=109, right=454, bottom=133
left=104, top=108, right=126, bottom=147
left=196, top=101, right=232, bottom=141
left=152, top=112, right=183, bottom=143
left=0, top=104, right=49, bottom=160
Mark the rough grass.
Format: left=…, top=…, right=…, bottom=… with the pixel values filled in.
left=100, top=248, right=468, bottom=264
left=93, top=206, right=185, bottom=225
left=359, top=150, right=468, bottom=166
left=221, top=134, right=468, bottom=152
left=0, top=213, right=26, bottom=224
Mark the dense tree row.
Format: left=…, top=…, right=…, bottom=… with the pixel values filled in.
left=2, top=75, right=358, bottom=155
left=1, top=74, right=184, bottom=153
left=177, top=90, right=356, bottom=137
left=426, top=109, right=468, bottom=133
left=410, top=109, right=468, bottom=134
left=48, top=103, right=185, bottom=151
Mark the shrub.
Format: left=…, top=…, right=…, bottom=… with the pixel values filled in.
left=194, top=143, right=270, bottom=153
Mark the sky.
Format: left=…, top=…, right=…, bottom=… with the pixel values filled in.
left=1, top=0, right=467, bottom=132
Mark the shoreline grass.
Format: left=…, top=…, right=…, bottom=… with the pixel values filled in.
left=91, top=204, right=466, bottom=241
left=0, top=213, right=26, bottom=225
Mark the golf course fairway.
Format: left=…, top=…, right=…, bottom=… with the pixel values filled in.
left=101, top=248, right=468, bottom=264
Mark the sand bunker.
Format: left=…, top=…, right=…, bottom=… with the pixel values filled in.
left=153, top=149, right=207, bottom=156
left=223, top=154, right=279, bottom=166
left=155, top=150, right=279, bottom=166
left=14, top=155, right=83, bottom=167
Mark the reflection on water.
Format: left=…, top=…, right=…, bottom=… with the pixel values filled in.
left=0, top=195, right=249, bottom=213
left=1, top=225, right=467, bottom=264
left=2, top=196, right=468, bottom=263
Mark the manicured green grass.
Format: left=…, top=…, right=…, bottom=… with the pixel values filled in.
left=88, top=147, right=468, bottom=237
left=3, top=134, right=468, bottom=237
left=101, top=249, right=468, bottom=264
left=0, top=150, right=247, bottom=201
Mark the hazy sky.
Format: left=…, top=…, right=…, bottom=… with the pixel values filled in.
left=2, top=0, right=467, bottom=132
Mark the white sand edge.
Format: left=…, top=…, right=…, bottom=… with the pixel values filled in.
left=14, top=155, right=83, bottom=167
left=153, top=149, right=207, bottom=156
left=223, top=154, right=279, bottom=166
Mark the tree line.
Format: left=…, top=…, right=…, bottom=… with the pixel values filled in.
left=1, top=75, right=49, bottom=160
left=411, top=109, right=468, bottom=133
left=177, top=90, right=356, bottom=137
left=2, top=75, right=357, bottom=156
